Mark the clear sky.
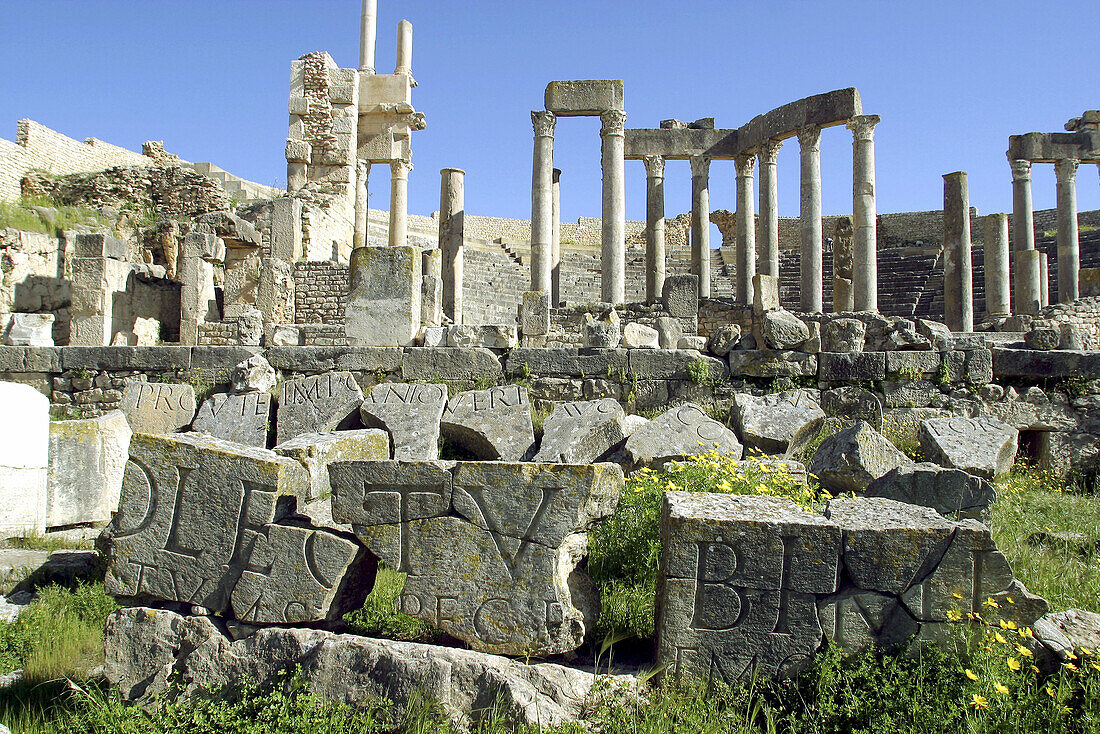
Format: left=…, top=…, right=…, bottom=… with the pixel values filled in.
left=2, top=0, right=1098, bottom=229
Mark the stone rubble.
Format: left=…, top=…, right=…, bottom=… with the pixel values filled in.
left=625, top=402, right=742, bottom=468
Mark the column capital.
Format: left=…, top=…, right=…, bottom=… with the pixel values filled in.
left=531, top=110, right=556, bottom=138
left=1010, top=159, right=1032, bottom=182
left=1055, top=157, right=1079, bottom=183
left=758, top=138, right=783, bottom=164
left=600, top=109, right=627, bottom=137
left=356, top=159, right=369, bottom=178
left=689, top=155, right=711, bottom=179
left=734, top=153, right=756, bottom=178
left=796, top=124, right=822, bottom=151
left=642, top=154, right=665, bottom=179
left=390, top=158, right=412, bottom=177
left=847, top=114, right=880, bottom=142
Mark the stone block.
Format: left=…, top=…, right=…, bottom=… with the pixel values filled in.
left=520, top=292, right=550, bottom=336
left=121, top=382, right=197, bottom=435
left=4, top=314, right=54, bottom=347
left=505, top=348, right=626, bottom=379
left=882, top=380, right=937, bottom=408
left=192, top=392, right=272, bottom=447
left=919, top=415, right=1018, bottom=480
left=0, top=382, right=49, bottom=536
left=285, top=139, right=312, bottom=162
left=622, top=322, right=659, bottom=349
left=534, top=398, right=626, bottom=463
left=287, top=96, right=309, bottom=116
left=101, top=433, right=368, bottom=624
left=232, top=354, right=276, bottom=394
left=421, top=275, right=443, bottom=327
left=625, top=402, right=742, bottom=468
left=992, top=348, right=1100, bottom=379
left=271, top=325, right=301, bottom=346
left=276, top=371, right=364, bottom=445
left=264, top=346, right=403, bottom=374
left=629, top=349, right=728, bottom=381
left=822, top=318, right=866, bottom=353
left=345, top=246, right=421, bottom=347
left=654, top=316, right=683, bottom=349
left=447, top=325, right=517, bottom=349
left=236, top=308, right=264, bottom=346
left=47, top=411, right=131, bottom=528
left=274, top=429, right=390, bottom=505
left=420, top=326, right=447, bottom=347
left=402, top=347, right=504, bottom=382
left=544, top=79, right=624, bottom=115
left=964, top=348, right=993, bottom=384
left=886, top=350, right=940, bottom=377
left=677, top=336, right=707, bottom=350
left=866, top=463, right=997, bottom=522
left=583, top=309, right=621, bottom=348
left=707, top=324, right=741, bottom=357
left=1024, top=328, right=1060, bottom=351
left=752, top=274, right=780, bottom=313
left=441, top=385, right=534, bottom=461
left=821, top=386, right=883, bottom=429
left=808, top=421, right=912, bottom=494
left=1080, top=267, right=1100, bottom=297
left=74, top=232, right=129, bottom=260
left=732, top=390, right=826, bottom=454
left=271, top=198, right=303, bottom=262
left=818, top=352, right=886, bottom=382
left=360, top=382, right=448, bottom=460
left=182, top=231, right=225, bottom=262
left=662, top=274, right=700, bottom=318
left=761, top=310, right=809, bottom=350
left=329, top=460, right=623, bottom=655
left=728, top=349, right=817, bottom=377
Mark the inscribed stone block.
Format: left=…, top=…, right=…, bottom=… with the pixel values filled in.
left=360, top=382, right=448, bottom=460
left=441, top=385, right=535, bottom=461
left=663, top=275, right=700, bottom=318
left=534, top=398, right=626, bottom=463
left=192, top=392, right=272, bottom=447
left=732, top=390, right=825, bottom=453
left=274, top=429, right=390, bottom=504
left=625, top=403, right=742, bottom=468
left=276, top=372, right=364, bottom=445
left=918, top=415, right=1018, bottom=479
left=121, top=382, right=197, bottom=435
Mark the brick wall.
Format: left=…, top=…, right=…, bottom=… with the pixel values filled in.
left=294, top=262, right=347, bottom=324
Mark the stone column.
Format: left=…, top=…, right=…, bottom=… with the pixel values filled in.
left=643, top=155, right=666, bottom=304
left=600, top=110, right=627, bottom=304
left=1055, top=157, right=1080, bottom=303
left=286, top=140, right=310, bottom=194
left=798, top=124, right=823, bottom=313
left=943, top=171, right=973, bottom=332
left=1011, top=159, right=1041, bottom=314
left=1040, top=252, right=1050, bottom=307
left=395, top=20, right=412, bottom=76
left=1015, top=249, right=1043, bottom=315
left=982, top=213, right=1012, bottom=318
left=353, top=160, right=369, bottom=250
left=552, top=168, right=562, bottom=306
left=388, top=159, right=411, bottom=248
left=849, top=114, right=879, bottom=312
left=530, top=111, right=556, bottom=294
left=734, top=153, right=757, bottom=305
left=439, top=168, right=465, bottom=324
left=359, top=0, right=377, bottom=73
left=690, top=155, right=712, bottom=299
left=757, top=139, right=782, bottom=280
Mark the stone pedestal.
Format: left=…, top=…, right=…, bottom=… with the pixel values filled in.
left=600, top=110, right=627, bottom=304
left=690, top=155, right=711, bottom=299
left=758, top=139, right=782, bottom=280
left=982, top=213, right=1011, bottom=318
left=354, top=160, right=369, bottom=250
left=531, top=112, right=556, bottom=294
left=943, top=172, right=973, bottom=332
left=1055, top=158, right=1080, bottom=303
left=552, top=168, right=562, bottom=306
left=440, top=168, right=465, bottom=324
left=644, top=155, right=666, bottom=304
left=389, top=159, right=411, bottom=248
left=1010, top=159, right=1039, bottom=314
left=798, top=125, right=823, bottom=313
left=735, top=154, right=756, bottom=305
left=345, top=245, right=421, bottom=346
left=849, top=115, right=879, bottom=312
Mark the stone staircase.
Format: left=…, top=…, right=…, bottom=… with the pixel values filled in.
left=186, top=162, right=282, bottom=202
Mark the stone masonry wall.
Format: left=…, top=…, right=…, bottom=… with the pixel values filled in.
left=294, top=262, right=347, bottom=324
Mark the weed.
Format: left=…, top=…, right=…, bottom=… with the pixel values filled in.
left=472, top=374, right=496, bottom=391
left=935, top=357, right=952, bottom=387
left=343, top=566, right=444, bottom=644
left=687, top=357, right=711, bottom=385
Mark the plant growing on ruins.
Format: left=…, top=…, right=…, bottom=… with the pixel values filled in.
left=893, top=364, right=924, bottom=382
left=936, top=357, right=953, bottom=387
left=686, top=357, right=711, bottom=385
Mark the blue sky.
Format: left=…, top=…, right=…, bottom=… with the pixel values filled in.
left=1, top=0, right=1097, bottom=227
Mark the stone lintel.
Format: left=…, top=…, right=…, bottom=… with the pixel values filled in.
left=624, top=127, right=737, bottom=160
left=1007, top=131, right=1100, bottom=164
left=544, top=80, right=624, bottom=116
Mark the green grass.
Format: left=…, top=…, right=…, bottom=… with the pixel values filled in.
left=342, top=566, right=444, bottom=644
left=0, top=197, right=115, bottom=237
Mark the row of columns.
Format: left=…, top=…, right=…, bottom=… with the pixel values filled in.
left=352, top=158, right=413, bottom=251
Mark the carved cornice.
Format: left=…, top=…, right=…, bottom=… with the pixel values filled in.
left=643, top=154, right=665, bottom=179
left=600, top=110, right=627, bottom=137
left=531, top=110, right=556, bottom=138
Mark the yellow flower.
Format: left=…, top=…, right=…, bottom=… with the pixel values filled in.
left=1007, top=658, right=1021, bottom=672
left=1019, top=627, right=1034, bottom=638
left=970, top=694, right=989, bottom=710
left=951, top=591, right=964, bottom=600
left=1082, top=647, right=1094, bottom=656
left=1015, top=644, right=1033, bottom=658
left=984, top=597, right=1000, bottom=609
left=994, top=632, right=1008, bottom=644
left=994, top=682, right=1010, bottom=696
left=1091, top=661, right=1100, bottom=672
left=968, top=612, right=985, bottom=623
left=1066, top=651, right=1078, bottom=661
left=1000, top=619, right=1018, bottom=631
left=965, top=669, right=980, bottom=681
left=1031, top=665, right=1040, bottom=674
left=1046, top=686, right=1056, bottom=698
left=947, top=610, right=963, bottom=622
left=1063, top=662, right=1079, bottom=672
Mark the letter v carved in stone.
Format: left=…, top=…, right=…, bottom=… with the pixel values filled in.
left=459, top=484, right=559, bottom=579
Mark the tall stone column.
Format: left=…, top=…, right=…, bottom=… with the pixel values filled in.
left=395, top=20, right=412, bottom=76
left=388, top=159, right=411, bottom=248
left=600, top=110, right=627, bottom=304
left=849, top=114, right=879, bottom=312
left=552, top=168, right=562, bottom=306
left=757, top=139, right=783, bottom=280
left=690, top=155, right=712, bottom=299
left=643, top=155, right=666, bottom=304
left=982, top=213, right=1011, bottom=318
left=359, top=0, right=377, bottom=73
left=1055, top=157, right=1080, bottom=303
left=439, top=168, right=465, bottom=324
left=798, top=124, right=823, bottom=313
left=1011, top=159, right=1040, bottom=314
left=943, top=171, right=973, bottom=333
left=530, top=111, right=556, bottom=294
left=1040, top=252, right=1050, bottom=307
left=734, top=153, right=757, bottom=305
left=353, top=160, right=369, bottom=250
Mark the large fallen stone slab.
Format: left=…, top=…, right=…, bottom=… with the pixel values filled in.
left=5, top=313, right=54, bottom=346
left=360, top=382, right=448, bottom=460
left=808, top=421, right=912, bottom=493
left=273, top=429, right=391, bottom=507
left=276, top=371, right=364, bottom=445
left=192, top=392, right=272, bottom=447
left=441, top=385, right=535, bottom=461
left=865, top=463, right=997, bottom=522
left=100, top=433, right=370, bottom=624
left=121, top=381, right=197, bottom=435
left=104, top=606, right=633, bottom=730
left=0, top=382, right=49, bottom=537
left=534, top=398, right=627, bottom=464
left=625, top=403, right=742, bottom=468
left=761, top=310, right=810, bottom=350
left=47, top=410, right=131, bottom=528
left=329, top=460, right=623, bottom=656
left=657, top=492, right=841, bottom=683
left=918, top=415, right=1018, bottom=479
left=732, top=389, right=825, bottom=453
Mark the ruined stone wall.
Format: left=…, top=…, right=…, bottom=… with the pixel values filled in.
left=1024, top=297, right=1100, bottom=351
left=294, top=262, right=347, bottom=324
left=0, top=228, right=71, bottom=343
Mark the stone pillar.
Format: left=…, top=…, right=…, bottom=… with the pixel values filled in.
left=832, top=217, right=854, bottom=312
left=734, top=153, right=757, bottom=305
left=600, top=110, right=627, bottom=304
left=690, top=155, right=712, bottom=299
left=388, top=159, right=411, bottom=248
left=345, top=245, right=421, bottom=347
left=982, top=213, right=1011, bottom=318
left=1040, top=252, right=1050, bottom=307
left=395, top=20, right=412, bottom=76
left=1015, top=249, right=1043, bottom=315
left=643, top=155, right=666, bottom=304
left=798, top=124, right=823, bottom=313
left=1055, top=157, right=1080, bottom=303
left=757, top=138, right=782, bottom=280
left=353, top=160, right=369, bottom=250
left=1010, top=159, right=1040, bottom=314
left=530, top=111, right=556, bottom=294
left=359, top=0, right=377, bottom=73
left=552, top=168, right=562, bottom=306
left=943, top=171, right=973, bottom=333
left=439, top=168, right=465, bottom=324
left=286, top=140, right=310, bottom=193
left=849, top=114, right=879, bottom=312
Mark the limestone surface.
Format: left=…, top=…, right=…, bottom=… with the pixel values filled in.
left=655, top=316, right=683, bottom=350
left=822, top=318, right=866, bottom=353
left=919, top=415, right=1018, bottom=479
left=276, top=371, right=363, bottom=445
left=761, top=310, right=809, bottom=350
left=329, top=460, right=623, bottom=656
left=707, top=324, right=741, bottom=356
left=625, top=403, right=743, bottom=468
left=622, top=322, right=659, bottom=349
left=232, top=354, right=276, bottom=394
left=821, top=385, right=883, bottom=429
left=809, top=421, right=912, bottom=493
left=192, top=392, right=271, bottom=447
left=0, top=382, right=49, bottom=536
left=360, top=382, right=448, bottom=460
left=662, top=274, right=699, bottom=318
left=101, top=433, right=369, bottom=624
left=447, top=325, right=517, bottom=349
left=441, top=385, right=535, bottom=461
left=47, top=410, right=131, bottom=528
left=121, top=381, right=197, bottom=435
left=274, top=429, right=391, bottom=505
left=5, top=313, right=54, bottom=346
left=732, top=389, right=825, bottom=453
left=534, top=398, right=626, bottom=463
left=583, top=309, right=622, bottom=348
left=345, top=245, right=421, bottom=347
left=865, top=463, right=997, bottom=522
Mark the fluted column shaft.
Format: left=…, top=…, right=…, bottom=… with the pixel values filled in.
left=600, top=110, right=627, bottom=304
left=849, top=115, right=879, bottom=312
left=690, top=155, right=712, bottom=299
left=643, top=155, right=666, bottom=304
left=1011, top=159, right=1040, bottom=314
left=530, top=111, right=556, bottom=294
left=1055, top=158, right=1080, bottom=303
left=735, top=154, right=757, bottom=304
left=757, top=139, right=782, bottom=280
left=798, top=125, right=823, bottom=313
left=388, top=159, right=411, bottom=248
